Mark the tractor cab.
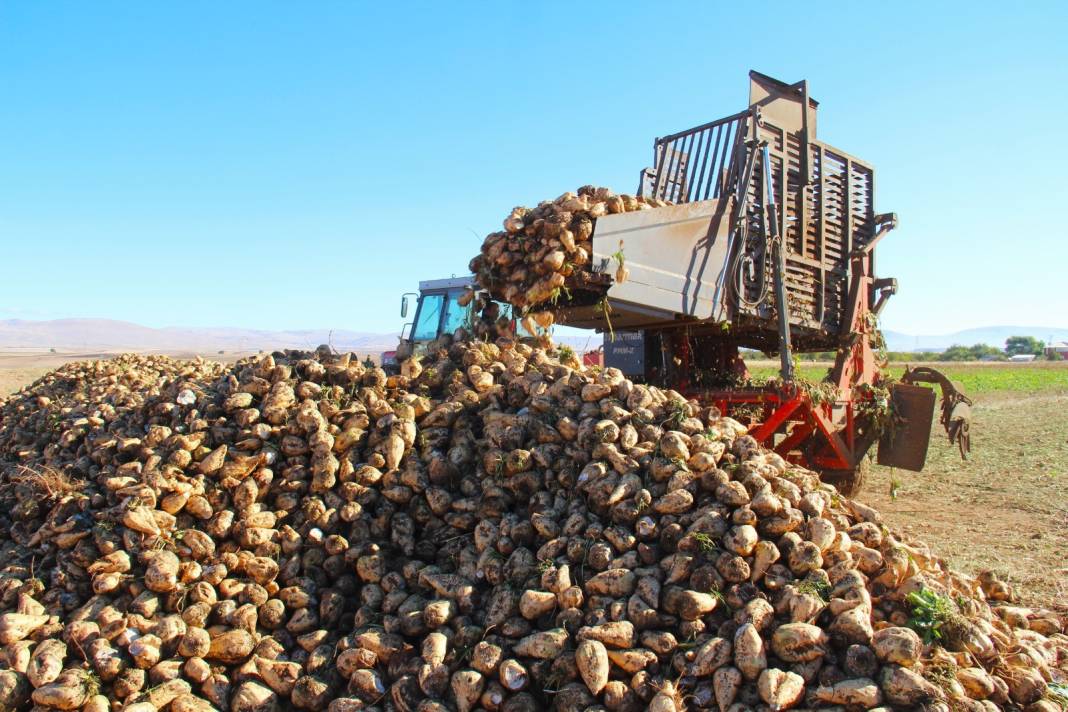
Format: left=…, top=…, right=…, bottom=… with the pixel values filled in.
left=382, top=276, right=532, bottom=368
left=404, top=277, right=474, bottom=348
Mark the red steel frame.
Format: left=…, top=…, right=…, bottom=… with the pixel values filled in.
left=681, top=251, right=882, bottom=473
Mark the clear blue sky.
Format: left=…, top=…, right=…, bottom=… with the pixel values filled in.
left=2, top=1, right=1065, bottom=336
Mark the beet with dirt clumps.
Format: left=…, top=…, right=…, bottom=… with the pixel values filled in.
left=0, top=340, right=1064, bottom=712
left=468, top=185, right=670, bottom=325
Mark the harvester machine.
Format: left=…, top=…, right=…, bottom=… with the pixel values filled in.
left=550, top=71, right=971, bottom=493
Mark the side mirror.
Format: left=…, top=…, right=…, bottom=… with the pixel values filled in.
left=401, top=295, right=409, bottom=319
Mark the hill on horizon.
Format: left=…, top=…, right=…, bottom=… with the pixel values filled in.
left=0, top=318, right=396, bottom=355
left=1, top=318, right=1065, bottom=355
left=882, top=325, right=1068, bottom=352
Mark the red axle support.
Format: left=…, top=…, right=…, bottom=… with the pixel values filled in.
left=690, top=251, right=886, bottom=475
left=831, top=251, right=881, bottom=401
left=669, top=234, right=892, bottom=477
left=702, top=384, right=855, bottom=472
left=749, top=391, right=804, bottom=443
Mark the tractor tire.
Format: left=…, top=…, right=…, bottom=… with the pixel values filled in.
left=821, top=458, right=870, bottom=497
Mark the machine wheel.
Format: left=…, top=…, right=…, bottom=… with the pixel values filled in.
left=821, top=458, right=870, bottom=497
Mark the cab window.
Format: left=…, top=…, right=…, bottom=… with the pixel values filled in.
left=412, top=294, right=444, bottom=341
left=441, top=290, right=469, bottom=336
left=497, top=302, right=536, bottom=338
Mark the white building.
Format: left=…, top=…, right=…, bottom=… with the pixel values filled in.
left=1044, top=341, right=1068, bottom=360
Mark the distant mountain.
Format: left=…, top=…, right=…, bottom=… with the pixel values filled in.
left=0, top=318, right=603, bottom=356
left=0, top=318, right=398, bottom=355
left=3, top=318, right=1064, bottom=356
left=882, top=326, right=1068, bottom=352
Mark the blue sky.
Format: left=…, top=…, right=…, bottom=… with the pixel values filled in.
left=1, top=1, right=1065, bottom=336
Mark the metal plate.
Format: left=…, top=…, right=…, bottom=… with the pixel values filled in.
left=877, top=383, right=936, bottom=472
left=748, top=70, right=818, bottom=136
left=562, top=199, right=732, bottom=331
left=604, top=332, right=644, bottom=377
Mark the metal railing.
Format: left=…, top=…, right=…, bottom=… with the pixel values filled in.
left=639, top=110, right=750, bottom=204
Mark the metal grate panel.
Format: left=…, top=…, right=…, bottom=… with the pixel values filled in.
left=641, top=111, right=749, bottom=204
left=639, top=101, right=878, bottom=348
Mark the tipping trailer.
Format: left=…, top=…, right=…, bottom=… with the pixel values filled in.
left=548, top=71, right=971, bottom=493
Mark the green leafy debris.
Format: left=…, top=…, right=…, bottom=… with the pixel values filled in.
left=906, top=586, right=957, bottom=644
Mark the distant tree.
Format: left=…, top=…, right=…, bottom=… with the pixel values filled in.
left=970, top=343, right=1006, bottom=360
left=939, top=344, right=971, bottom=361
left=885, top=351, right=939, bottom=362
left=1005, top=335, right=1044, bottom=357
left=939, top=343, right=1004, bottom=361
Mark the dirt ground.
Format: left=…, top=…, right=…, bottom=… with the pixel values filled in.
left=866, top=389, right=1068, bottom=608
left=2, top=352, right=1066, bottom=608
left=0, top=352, right=92, bottom=397
left=0, top=366, right=50, bottom=399
left=0, top=350, right=254, bottom=398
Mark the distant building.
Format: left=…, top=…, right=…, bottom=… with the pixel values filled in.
left=1044, top=341, right=1068, bottom=360
left=1008, top=354, right=1036, bottom=363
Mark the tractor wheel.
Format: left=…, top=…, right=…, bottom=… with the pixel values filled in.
left=821, top=458, right=870, bottom=497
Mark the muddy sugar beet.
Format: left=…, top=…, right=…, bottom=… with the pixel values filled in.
left=0, top=341, right=1064, bottom=711
left=468, top=185, right=669, bottom=319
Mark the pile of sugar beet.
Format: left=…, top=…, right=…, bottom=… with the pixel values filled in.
left=469, top=185, right=668, bottom=315
left=0, top=342, right=1065, bottom=712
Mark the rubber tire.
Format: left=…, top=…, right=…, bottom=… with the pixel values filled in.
left=821, top=458, right=870, bottom=497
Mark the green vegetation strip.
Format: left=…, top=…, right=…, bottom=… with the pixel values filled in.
left=748, top=363, right=1067, bottom=394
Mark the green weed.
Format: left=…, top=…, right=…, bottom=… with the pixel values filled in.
left=595, top=297, right=615, bottom=341
left=662, top=400, right=689, bottom=430
left=889, top=472, right=902, bottom=500
left=691, top=532, right=719, bottom=555
left=906, top=587, right=957, bottom=644
left=749, top=363, right=1068, bottom=395
left=796, top=578, right=831, bottom=601
left=1046, top=682, right=1068, bottom=709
